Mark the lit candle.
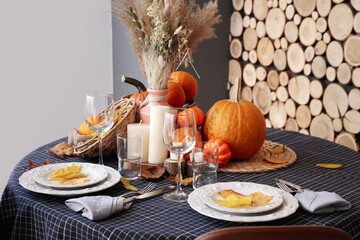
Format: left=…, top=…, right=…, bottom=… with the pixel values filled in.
left=148, top=105, right=170, bottom=164
left=127, top=123, right=150, bottom=163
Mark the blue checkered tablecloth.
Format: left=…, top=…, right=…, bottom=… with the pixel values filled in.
left=1, top=128, right=359, bottom=239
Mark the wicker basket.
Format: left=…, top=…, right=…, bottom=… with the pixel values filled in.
left=74, top=97, right=137, bottom=158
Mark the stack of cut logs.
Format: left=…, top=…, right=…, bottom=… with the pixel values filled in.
left=229, top=0, right=360, bottom=151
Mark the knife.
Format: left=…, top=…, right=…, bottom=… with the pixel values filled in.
left=123, top=185, right=175, bottom=204
left=274, top=178, right=312, bottom=192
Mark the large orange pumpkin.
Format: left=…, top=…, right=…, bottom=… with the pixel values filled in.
left=170, top=71, right=198, bottom=102
left=202, top=81, right=266, bottom=160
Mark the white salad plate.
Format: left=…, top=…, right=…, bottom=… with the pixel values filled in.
left=188, top=182, right=299, bottom=222
left=200, top=182, right=284, bottom=214
left=19, top=164, right=120, bottom=196
left=32, top=162, right=108, bottom=189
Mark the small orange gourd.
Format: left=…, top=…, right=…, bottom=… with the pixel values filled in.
left=203, top=80, right=266, bottom=160
left=206, top=138, right=232, bottom=168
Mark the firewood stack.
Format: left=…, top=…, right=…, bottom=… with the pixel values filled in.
left=228, top=0, right=360, bottom=151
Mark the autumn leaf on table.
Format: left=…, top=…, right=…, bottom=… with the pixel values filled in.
left=168, top=174, right=194, bottom=186
left=316, top=163, right=343, bottom=169
left=120, top=177, right=138, bottom=191
left=138, top=166, right=166, bottom=180
left=47, top=142, right=76, bottom=159
left=269, top=144, right=285, bottom=154
left=24, top=155, right=51, bottom=172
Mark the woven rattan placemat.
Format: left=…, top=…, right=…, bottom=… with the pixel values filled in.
left=219, top=140, right=297, bottom=173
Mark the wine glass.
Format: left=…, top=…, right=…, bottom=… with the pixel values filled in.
left=84, top=91, right=114, bottom=165
left=163, top=108, right=196, bottom=202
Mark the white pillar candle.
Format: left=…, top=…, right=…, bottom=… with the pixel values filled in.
left=127, top=123, right=150, bottom=163
left=148, top=105, right=170, bottom=164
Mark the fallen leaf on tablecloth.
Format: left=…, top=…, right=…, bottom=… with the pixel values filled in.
left=269, top=144, right=285, bottom=154
left=24, top=160, right=36, bottom=172
left=47, top=141, right=76, bottom=159
left=39, top=155, right=51, bottom=167
left=24, top=156, right=52, bottom=172
left=316, top=163, right=343, bottom=169
left=139, top=166, right=165, bottom=179
left=168, top=174, right=193, bottom=186
left=264, top=157, right=288, bottom=164
left=120, top=177, right=138, bottom=191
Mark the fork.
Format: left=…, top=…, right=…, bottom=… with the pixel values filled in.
left=120, top=182, right=157, bottom=197
left=275, top=181, right=299, bottom=193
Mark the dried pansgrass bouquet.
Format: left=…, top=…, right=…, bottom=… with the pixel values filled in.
left=112, top=0, right=221, bottom=90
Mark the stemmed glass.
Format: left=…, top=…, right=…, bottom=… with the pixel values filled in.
left=163, top=108, right=196, bottom=202
left=84, top=91, right=114, bottom=165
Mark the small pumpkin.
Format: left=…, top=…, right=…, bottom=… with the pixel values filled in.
left=177, top=109, right=195, bottom=128
left=203, top=80, right=266, bottom=161
left=170, top=71, right=198, bottom=102
left=206, top=138, right=232, bottom=168
left=130, top=91, right=149, bottom=106
left=189, top=106, right=205, bottom=127
left=167, top=81, right=186, bottom=107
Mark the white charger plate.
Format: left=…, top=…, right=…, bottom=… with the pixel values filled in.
left=200, top=182, right=284, bottom=214
left=19, top=165, right=120, bottom=196
left=32, top=162, right=108, bottom=189
left=188, top=182, right=299, bottom=223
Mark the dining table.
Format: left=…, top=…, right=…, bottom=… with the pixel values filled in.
left=0, top=128, right=359, bottom=240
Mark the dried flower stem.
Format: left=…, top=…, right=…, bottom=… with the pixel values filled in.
left=112, top=0, right=221, bottom=89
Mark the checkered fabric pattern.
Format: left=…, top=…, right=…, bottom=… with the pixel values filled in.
left=1, top=128, right=359, bottom=240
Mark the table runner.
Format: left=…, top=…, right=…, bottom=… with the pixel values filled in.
left=1, top=128, right=359, bottom=240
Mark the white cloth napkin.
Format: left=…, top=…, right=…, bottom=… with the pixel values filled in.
left=295, top=191, right=351, bottom=214
left=65, top=196, right=132, bottom=220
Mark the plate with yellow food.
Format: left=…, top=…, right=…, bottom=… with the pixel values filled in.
left=199, top=182, right=284, bottom=214
left=32, top=163, right=108, bottom=189
left=188, top=182, right=299, bottom=222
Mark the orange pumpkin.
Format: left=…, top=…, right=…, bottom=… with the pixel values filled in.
left=206, top=138, right=232, bottom=167
left=203, top=81, right=266, bottom=161
left=177, top=109, right=194, bottom=128
left=189, top=106, right=205, bottom=127
left=130, top=91, right=149, bottom=106
left=167, top=81, right=186, bottom=107
left=170, top=71, right=198, bottom=102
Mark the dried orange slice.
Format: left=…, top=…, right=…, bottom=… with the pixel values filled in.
left=264, top=157, right=288, bottom=164
left=316, top=164, right=343, bottom=169
left=269, top=145, right=285, bottom=154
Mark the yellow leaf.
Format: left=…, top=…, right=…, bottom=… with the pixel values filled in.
left=316, top=164, right=343, bottom=169
left=49, top=166, right=82, bottom=179
left=213, top=195, right=252, bottom=208
left=264, top=157, right=288, bottom=164
left=269, top=145, right=285, bottom=154
left=120, top=177, right=138, bottom=191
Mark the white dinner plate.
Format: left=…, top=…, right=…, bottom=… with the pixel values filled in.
left=188, top=182, right=299, bottom=222
left=32, top=162, right=108, bottom=189
left=200, top=182, right=284, bottom=214
left=19, top=165, right=120, bottom=196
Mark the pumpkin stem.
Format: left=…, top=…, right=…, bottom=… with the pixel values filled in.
left=121, top=75, right=147, bottom=92
left=229, top=77, right=241, bottom=103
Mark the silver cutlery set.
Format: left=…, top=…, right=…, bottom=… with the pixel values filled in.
left=275, top=178, right=312, bottom=193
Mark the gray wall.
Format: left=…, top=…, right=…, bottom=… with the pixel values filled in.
left=112, top=0, right=232, bottom=112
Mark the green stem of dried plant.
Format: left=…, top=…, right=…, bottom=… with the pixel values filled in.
left=112, top=0, right=221, bottom=90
